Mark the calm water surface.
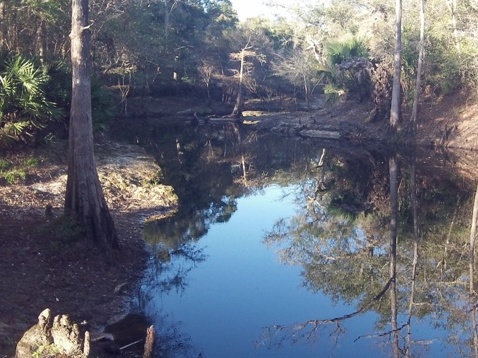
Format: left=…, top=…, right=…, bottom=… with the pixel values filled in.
left=113, top=120, right=478, bottom=357
left=141, top=185, right=383, bottom=357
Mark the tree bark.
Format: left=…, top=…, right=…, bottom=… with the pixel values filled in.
left=0, top=2, right=4, bottom=49
left=230, top=48, right=245, bottom=118
left=410, top=0, right=426, bottom=129
left=390, top=0, right=402, bottom=129
left=65, top=0, right=119, bottom=251
left=230, top=39, right=253, bottom=118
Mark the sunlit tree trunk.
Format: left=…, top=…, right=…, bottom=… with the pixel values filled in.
left=410, top=0, right=426, bottom=130
left=36, top=21, right=47, bottom=65
left=230, top=40, right=253, bottom=118
left=231, top=48, right=246, bottom=117
left=0, top=2, right=4, bottom=49
left=65, top=0, right=119, bottom=251
left=390, top=0, right=402, bottom=129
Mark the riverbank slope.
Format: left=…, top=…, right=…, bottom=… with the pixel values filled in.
left=0, top=139, right=178, bottom=356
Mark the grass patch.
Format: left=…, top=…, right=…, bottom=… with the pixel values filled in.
left=2, top=169, right=26, bottom=184
left=0, top=154, right=40, bottom=185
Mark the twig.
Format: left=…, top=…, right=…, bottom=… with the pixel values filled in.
left=119, top=338, right=144, bottom=350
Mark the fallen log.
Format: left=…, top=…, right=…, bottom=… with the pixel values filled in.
left=299, top=129, right=341, bottom=139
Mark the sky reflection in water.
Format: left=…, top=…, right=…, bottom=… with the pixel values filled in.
left=140, top=184, right=453, bottom=357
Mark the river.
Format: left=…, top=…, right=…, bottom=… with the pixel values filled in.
left=113, top=119, right=478, bottom=357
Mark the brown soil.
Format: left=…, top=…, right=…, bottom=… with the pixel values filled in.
left=247, top=91, right=478, bottom=150
left=1, top=91, right=477, bottom=357
left=0, top=139, right=177, bottom=357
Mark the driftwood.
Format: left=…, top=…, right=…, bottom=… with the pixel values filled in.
left=299, top=129, right=341, bottom=139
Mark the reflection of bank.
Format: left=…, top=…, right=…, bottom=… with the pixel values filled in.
left=128, top=117, right=478, bottom=356
left=259, top=150, right=478, bottom=356
left=142, top=213, right=207, bottom=296
left=139, top=215, right=207, bottom=356
left=404, top=155, right=420, bottom=354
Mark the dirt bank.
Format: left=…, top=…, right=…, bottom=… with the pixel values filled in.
left=241, top=91, right=478, bottom=150
left=0, top=139, right=178, bottom=357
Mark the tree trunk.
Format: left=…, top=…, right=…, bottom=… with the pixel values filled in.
left=446, top=0, right=460, bottom=52
left=410, top=0, right=426, bottom=129
left=164, top=0, right=178, bottom=41
left=390, top=0, right=402, bottom=129
left=303, top=72, right=310, bottom=110
left=164, top=2, right=170, bottom=41
left=0, top=2, right=4, bottom=50
left=230, top=48, right=245, bottom=118
left=65, top=0, right=119, bottom=251
left=36, top=20, right=47, bottom=65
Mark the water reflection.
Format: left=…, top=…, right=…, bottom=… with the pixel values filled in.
left=113, top=119, right=478, bottom=357
left=261, top=147, right=478, bottom=356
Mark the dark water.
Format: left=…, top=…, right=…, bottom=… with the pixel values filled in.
left=114, top=119, right=478, bottom=357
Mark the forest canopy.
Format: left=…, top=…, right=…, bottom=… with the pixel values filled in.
left=0, top=0, right=477, bottom=145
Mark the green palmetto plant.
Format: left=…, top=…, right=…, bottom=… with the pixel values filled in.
left=321, top=37, right=372, bottom=103
left=0, top=55, right=62, bottom=146
left=327, top=37, right=368, bottom=66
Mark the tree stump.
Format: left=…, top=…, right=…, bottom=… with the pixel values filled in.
left=143, top=325, right=155, bottom=358
left=15, top=308, right=88, bottom=358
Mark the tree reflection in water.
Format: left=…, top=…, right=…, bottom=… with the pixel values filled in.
left=138, top=223, right=207, bottom=357
left=261, top=148, right=478, bottom=356
left=114, top=118, right=478, bottom=356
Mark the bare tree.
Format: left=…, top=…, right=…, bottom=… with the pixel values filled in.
left=390, top=0, right=402, bottom=129
left=229, top=37, right=254, bottom=118
left=65, top=0, right=119, bottom=251
left=163, top=0, right=180, bottom=41
left=446, top=0, right=460, bottom=52
left=410, top=0, right=426, bottom=130
left=198, top=60, right=216, bottom=105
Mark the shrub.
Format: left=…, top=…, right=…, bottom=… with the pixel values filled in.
left=0, top=55, right=62, bottom=147
left=326, top=37, right=369, bottom=66
left=422, top=35, right=478, bottom=95
left=323, top=38, right=372, bottom=102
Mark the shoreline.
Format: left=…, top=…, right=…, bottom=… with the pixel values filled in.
left=2, top=92, right=478, bottom=355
